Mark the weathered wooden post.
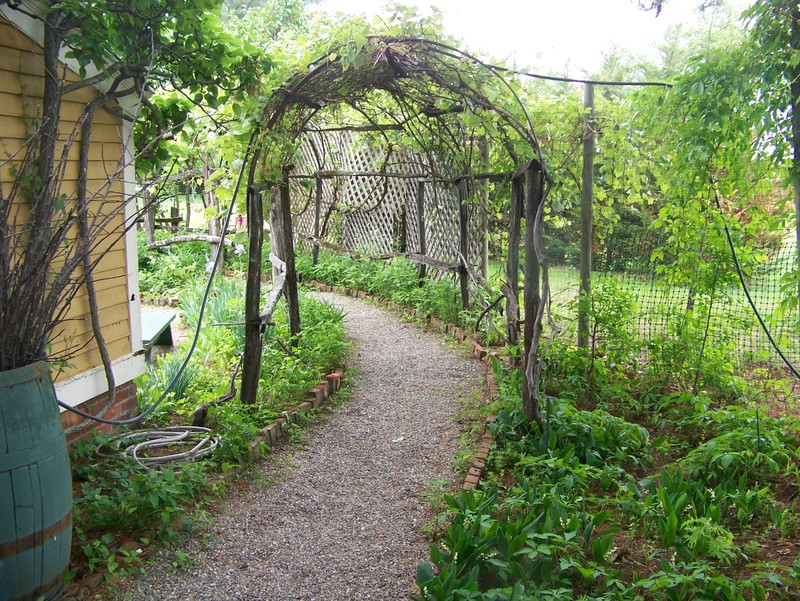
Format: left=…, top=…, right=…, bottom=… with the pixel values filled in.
left=416, top=180, right=426, bottom=282
left=279, top=170, right=302, bottom=342
left=242, top=185, right=265, bottom=405
left=458, top=180, right=470, bottom=310
left=578, top=83, right=595, bottom=349
left=313, top=175, right=322, bottom=265
left=143, top=190, right=156, bottom=246
left=480, top=139, right=490, bottom=281
left=522, top=159, right=545, bottom=432
left=505, top=176, right=523, bottom=347
left=269, top=187, right=284, bottom=279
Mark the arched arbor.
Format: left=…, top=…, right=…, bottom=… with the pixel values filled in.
left=241, top=37, right=552, bottom=430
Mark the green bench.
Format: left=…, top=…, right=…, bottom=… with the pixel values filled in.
left=141, top=311, right=176, bottom=362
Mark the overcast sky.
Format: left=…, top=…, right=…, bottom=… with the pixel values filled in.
left=312, top=0, right=750, bottom=74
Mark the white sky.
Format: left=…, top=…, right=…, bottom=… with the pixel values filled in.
left=312, top=0, right=750, bottom=74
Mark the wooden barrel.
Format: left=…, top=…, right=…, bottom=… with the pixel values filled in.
left=0, top=362, right=72, bottom=601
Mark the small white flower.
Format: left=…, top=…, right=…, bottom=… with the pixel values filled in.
left=234, top=243, right=245, bottom=255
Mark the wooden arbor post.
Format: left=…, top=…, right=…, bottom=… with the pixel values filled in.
left=241, top=170, right=302, bottom=405
left=416, top=180, right=427, bottom=282
left=521, top=159, right=546, bottom=432
left=241, top=185, right=265, bottom=405
left=312, top=175, right=322, bottom=265
left=458, top=180, right=470, bottom=310
left=505, top=175, right=523, bottom=347
left=480, top=138, right=490, bottom=281
left=578, top=83, right=595, bottom=349
left=274, top=170, right=301, bottom=342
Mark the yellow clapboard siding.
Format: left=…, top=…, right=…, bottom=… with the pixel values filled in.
left=0, top=91, right=120, bottom=127
left=63, top=300, right=132, bottom=334
left=68, top=264, right=129, bottom=299
left=0, top=44, right=45, bottom=77
left=2, top=16, right=135, bottom=383
left=51, top=329, right=133, bottom=379
left=57, top=163, right=127, bottom=187
left=0, top=19, right=43, bottom=52
left=60, top=296, right=131, bottom=328
left=0, top=114, right=124, bottom=144
left=65, top=338, right=134, bottom=377
left=56, top=306, right=132, bottom=341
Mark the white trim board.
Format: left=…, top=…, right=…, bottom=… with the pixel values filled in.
left=56, top=352, right=146, bottom=410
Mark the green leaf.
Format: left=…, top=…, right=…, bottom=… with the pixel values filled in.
left=416, top=561, right=434, bottom=586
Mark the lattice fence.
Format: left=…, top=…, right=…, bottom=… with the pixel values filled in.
left=290, top=130, right=486, bottom=272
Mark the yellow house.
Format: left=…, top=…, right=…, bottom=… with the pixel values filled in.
left=0, top=8, right=145, bottom=440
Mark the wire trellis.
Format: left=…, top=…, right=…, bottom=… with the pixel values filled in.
left=548, top=229, right=800, bottom=381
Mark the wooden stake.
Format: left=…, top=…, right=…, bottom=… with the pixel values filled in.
left=416, top=181, right=427, bottom=282
left=505, top=177, right=523, bottom=346
left=313, top=176, right=322, bottom=265
left=458, top=181, right=470, bottom=310
left=280, top=171, right=302, bottom=343
left=578, top=83, right=595, bottom=349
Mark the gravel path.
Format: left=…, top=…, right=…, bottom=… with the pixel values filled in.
left=117, top=293, right=483, bottom=600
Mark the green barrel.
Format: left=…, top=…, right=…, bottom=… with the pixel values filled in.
left=0, top=362, right=72, bottom=601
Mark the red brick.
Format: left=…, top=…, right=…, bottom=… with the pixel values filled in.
left=249, top=440, right=261, bottom=462
left=310, top=387, right=325, bottom=408
left=263, top=424, right=278, bottom=446
left=325, top=372, right=341, bottom=392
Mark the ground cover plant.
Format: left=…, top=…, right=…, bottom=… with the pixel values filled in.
left=413, top=334, right=800, bottom=600
left=297, top=250, right=503, bottom=344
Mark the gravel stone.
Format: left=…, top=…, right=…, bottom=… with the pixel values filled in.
left=116, top=293, right=483, bottom=600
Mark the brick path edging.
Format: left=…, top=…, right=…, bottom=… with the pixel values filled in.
left=244, top=364, right=346, bottom=464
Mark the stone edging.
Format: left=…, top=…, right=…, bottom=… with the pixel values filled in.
left=308, top=280, right=500, bottom=492
left=245, top=364, right=346, bottom=463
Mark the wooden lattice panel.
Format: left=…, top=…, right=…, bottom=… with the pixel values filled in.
left=290, top=130, right=486, bottom=273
